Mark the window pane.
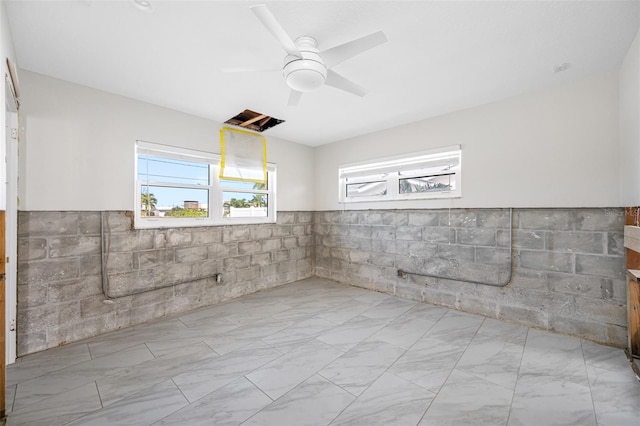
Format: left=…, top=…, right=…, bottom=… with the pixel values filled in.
left=220, top=177, right=268, bottom=190
left=346, top=181, right=387, bottom=198
left=399, top=174, right=455, bottom=194
left=399, top=163, right=457, bottom=177
left=345, top=173, right=387, bottom=182
left=222, top=191, right=268, bottom=218
left=141, top=185, right=208, bottom=218
left=138, top=155, right=209, bottom=186
left=339, top=146, right=460, bottom=203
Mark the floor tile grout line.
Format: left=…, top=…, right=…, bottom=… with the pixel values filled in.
left=505, top=326, right=530, bottom=426
left=144, top=342, right=159, bottom=359
left=77, top=377, right=189, bottom=425
left=454, top=366, right=521, bottom=394
left=85, top=345, right=217, bottom=411
left=390, top=307, right=447, bottom=353
left=316, top=370, right=360, bottom=398
left=206, top=348, right=289, bottom=402
left=200, top=339, right=223, bottom=357
left=415, top=316, right=487, bottom=425
left=13, top=360, right=131, bottom=412
left=94, top=380, right=105, bottom=409
left=7, top=344, right=94, bottom=387
left=243, top=375, right=276, bottom=402
left=320, top=338, right=415, bottom=424
left=581, top=339, right=602, bottom=425
left=323, top=379, right=360, bottom=425
left=9, top=368, right=127, bottom=416
left=84, top=342, right=94, bottom=360
left=379, top=310, right=448, bottom=393
left=237, top=371, right=320, bottom=426
left=164, top=376, right=198, bottom=418
left=85, top=339, right=147, bottom=361
left=8, top=383, right=16, bottom=414
left=30, top=381, right=107, bottom=426
left=414, top=388, right=438, bottom=426
left=455, top=328, right=528, bottom=392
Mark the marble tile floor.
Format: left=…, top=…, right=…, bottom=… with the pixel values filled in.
left=5, top=277, right=640, bottom=426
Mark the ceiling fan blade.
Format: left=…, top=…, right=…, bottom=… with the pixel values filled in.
left=219, top=66, right=281, bottom=73
left=250, top=4, right=301, bottom=57
left=321, top=31, right=387, bottom=68
left=325, top=70, right=367, bottom=97
left=288, top=90, right=303, bottom=106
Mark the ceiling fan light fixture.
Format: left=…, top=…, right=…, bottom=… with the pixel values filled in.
left=284, top=60, right=327, bottom=92
left=244, top=5, right=387, bottom=104
left=131, top=0, right=152, bottom=12
left=282, top=36, right=327, bottom=92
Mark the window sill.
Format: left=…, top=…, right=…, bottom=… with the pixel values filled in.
left=135, top=216, right=276, bottom=229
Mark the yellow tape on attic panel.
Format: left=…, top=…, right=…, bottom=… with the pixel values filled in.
left=219, top=126, right=267, bottom=184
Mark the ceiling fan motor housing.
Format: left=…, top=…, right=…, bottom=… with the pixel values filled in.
left=283, top=36, right=327, bottom=92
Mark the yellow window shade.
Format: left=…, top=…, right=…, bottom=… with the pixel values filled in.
left=219, top=126, right=267, bottom=184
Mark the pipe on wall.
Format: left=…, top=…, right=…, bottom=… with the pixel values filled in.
left=397, top=208, right=513, bottom=287
left=99, top=211, right=219, bottom=300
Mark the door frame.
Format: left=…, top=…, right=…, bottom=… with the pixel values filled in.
left=5, top=108, right=16, bottom=365
left=4, top=73, right=17, bottom=365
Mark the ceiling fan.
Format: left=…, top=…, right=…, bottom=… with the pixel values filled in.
left=228, top=4, right=388, bottom=106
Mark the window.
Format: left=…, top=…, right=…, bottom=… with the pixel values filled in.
left=135, top=141, right=276, bottom=228
left=338, top=145, right=461, bottom=203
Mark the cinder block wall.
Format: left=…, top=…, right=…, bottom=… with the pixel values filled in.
left=314, top=208, right=627, bottom=346
left=17, top=211, right=314, bottom=355
left=16, top=207, right=628, bottom=355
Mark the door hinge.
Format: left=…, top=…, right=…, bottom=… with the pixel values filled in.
left=10, top=128, right=17, bottom=140
left=9, top=318, right=15, bottom=332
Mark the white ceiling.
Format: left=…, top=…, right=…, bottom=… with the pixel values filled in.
left=5, top=0, right=640, bottom=146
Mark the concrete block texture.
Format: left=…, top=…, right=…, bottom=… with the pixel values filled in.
left=17, top=210, right=315, bottom=355
left=16, top=207, right=626, bottom=354
left=314, top=207, right=626, bottom=347
left=518, top=250, right=573, bottom=273
left=545, top=231, right=605, bottom=254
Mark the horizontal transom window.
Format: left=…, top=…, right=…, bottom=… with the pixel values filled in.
left=338, top=145, right=461, bottom=203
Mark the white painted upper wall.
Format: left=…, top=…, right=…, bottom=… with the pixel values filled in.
left=1, top=0, right=17, bottom=211
left=619, top=27, right=640, bottom=206
left=314, top=71, right=620, bottom=210
left=1, top=0, right=17, bottom=94
left=18, top=71, right=315, bottom=211
left=1, top=0, right=17, bottom=97
left=15, top=67, right=628, bottom=212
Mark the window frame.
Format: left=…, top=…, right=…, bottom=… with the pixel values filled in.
left=135, top=140, right=276, bottom=229
left=217, top=176, right=275, bottom=225
left=338, top=145, right=461, bottom=203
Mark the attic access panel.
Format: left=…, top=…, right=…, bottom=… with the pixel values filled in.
left=224, top=109, right=284, bottom=133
